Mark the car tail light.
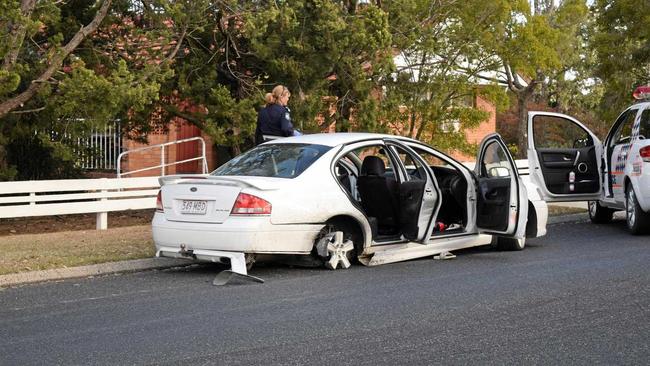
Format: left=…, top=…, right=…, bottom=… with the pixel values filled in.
left=231, top=193, right=271, bottom=215
left=640, top=146, right=650, bottom=162
left=156, top=190, right=164, bottom=212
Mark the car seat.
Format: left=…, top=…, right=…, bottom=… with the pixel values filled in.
left=357, top=156, right=400, bottom=234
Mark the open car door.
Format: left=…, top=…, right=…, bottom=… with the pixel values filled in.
left=384, top=139, right=441, bottom=243
left=475, top=134, right=527, bottom=238
left=527, top=111, right=603, bottom=202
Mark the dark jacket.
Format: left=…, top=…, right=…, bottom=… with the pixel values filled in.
left=255, top=104, right=294, bottom=145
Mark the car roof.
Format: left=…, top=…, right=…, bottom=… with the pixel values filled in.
left=630, top=101, right=650, bottom=109
left=263, top=132, right=417, bottom=147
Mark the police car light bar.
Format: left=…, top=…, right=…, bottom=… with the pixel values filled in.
left=632, top=86, right=650, bottom=100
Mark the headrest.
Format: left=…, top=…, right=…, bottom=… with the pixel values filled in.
left=361, top=156, right=385, bottom=176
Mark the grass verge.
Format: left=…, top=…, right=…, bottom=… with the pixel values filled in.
left=0, top=225, right=153, bottom=275
left=547, top=206, right=587, bottom=216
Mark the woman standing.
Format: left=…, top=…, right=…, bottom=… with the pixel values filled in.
left=255, top=85, right=299, bottom=145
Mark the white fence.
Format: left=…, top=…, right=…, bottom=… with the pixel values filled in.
left=0, top=177, right=160, bottom=230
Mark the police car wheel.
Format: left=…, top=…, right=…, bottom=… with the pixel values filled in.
left=625, top=187, right=650, bottom=235
left=588, top=201, right=613, bottom=224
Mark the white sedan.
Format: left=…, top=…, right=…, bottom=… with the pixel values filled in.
left=153, top=133, right=547, bottom=283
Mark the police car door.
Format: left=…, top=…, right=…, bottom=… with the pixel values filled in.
left=384, top=139, right=441, bottom=243
left=475, top=134, right=527, bottom=238
left=603, top=107, right=640, bottom=202
left=527, top=111, right=603, bottom=202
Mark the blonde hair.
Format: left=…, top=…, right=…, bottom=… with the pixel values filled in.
left=264, top=85, right=290, bottom=105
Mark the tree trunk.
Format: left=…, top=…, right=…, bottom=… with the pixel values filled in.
left=517, top=93, right=528, bottom=158
left=0, top=143, right=7, bottom=179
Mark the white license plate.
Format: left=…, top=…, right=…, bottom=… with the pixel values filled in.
left=180, top=200, right=207, bottom=215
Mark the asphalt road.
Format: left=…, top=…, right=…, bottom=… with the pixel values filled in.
left=1, top=217, right=648, bottom=366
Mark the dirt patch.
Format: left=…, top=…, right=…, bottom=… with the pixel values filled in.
left=0, top=209, right=155, bottom=236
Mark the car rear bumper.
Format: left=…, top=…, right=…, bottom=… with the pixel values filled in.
left=152, top=212, right=322, bottom=254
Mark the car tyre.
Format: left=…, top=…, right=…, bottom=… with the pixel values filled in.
left=588, top=201, right=614, bottom=224
left=625, top=186, right=650, bottom=235
left=495, top=236, right=526, bottom=251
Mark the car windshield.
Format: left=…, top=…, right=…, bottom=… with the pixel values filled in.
left=212, top=143, right=331, bottom=178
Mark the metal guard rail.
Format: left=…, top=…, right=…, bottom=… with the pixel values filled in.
left=117, top=137, right=208, bottom=178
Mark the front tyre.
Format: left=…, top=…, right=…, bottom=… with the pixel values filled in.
left=495, top=236, right=526, bottom=251
left=588, top=201, right=614, bottom=224
left=626, top=186, right=650, bottom=235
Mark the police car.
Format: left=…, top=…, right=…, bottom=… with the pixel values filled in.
left=526, top=86, right=650, bottom=234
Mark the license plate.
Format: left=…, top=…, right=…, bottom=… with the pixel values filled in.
left=180, top=200, right=207, bottom=215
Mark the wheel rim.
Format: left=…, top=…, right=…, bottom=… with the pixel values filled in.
left=588, top=201, right=597, bottom=217
left=324, top=231, right=354, bottom=270
left=627, top=189, right=636, bottom=228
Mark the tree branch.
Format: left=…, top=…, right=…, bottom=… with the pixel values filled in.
left=10, top=106, right=46, bottom=114
left=2, top=0, right=37, bottom=71
left=0, top=0, right=113, bottom=119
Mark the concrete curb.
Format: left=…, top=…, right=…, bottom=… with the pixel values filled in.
left=0, top=258, right=192, bottom=288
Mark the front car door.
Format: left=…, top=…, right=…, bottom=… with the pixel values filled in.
left=384, top=139, right=441, bottom=243
left=527, top=111, right=603, bottom=202
left=475, top=134, right=527, bottom=238
left=602, top=108, right=640, bottom=202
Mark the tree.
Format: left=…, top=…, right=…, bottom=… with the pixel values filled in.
left=376, top=0, right=510, bottom=155
left=0, top=0, right=113, bottom=118
left=148, top=0, right=394, bottom=155
left=0, top=0, right=203, bottom=179
left=487, top=0, right=588, bottom=156
left=592, top=0, right=650, bottom=123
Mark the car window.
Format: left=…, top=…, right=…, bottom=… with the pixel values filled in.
left=608, top=110, right=629, bottom=147
left=638, top=109, right=650, bottom=140
left=392, top=145, right=426, bottom=181
left=410, top=146, right=453, bottom=169
left=481, top=141, right=512, bottom=178
left=533, top=115, right=593, bottom=149
left=613, top=109, right=637, bottom=145
left=212, top=143, right=331, bottom=178
left=350, top=145, right=396, bottom=179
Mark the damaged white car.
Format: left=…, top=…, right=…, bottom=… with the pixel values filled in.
left=152, top=133, right=547, bottom=284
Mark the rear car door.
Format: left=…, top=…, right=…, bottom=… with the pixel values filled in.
left=384, top=139, right=441, bottom=243
left=475, top=134, right=527, bottom=238
left=527, top=111, right=603, bottom=202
